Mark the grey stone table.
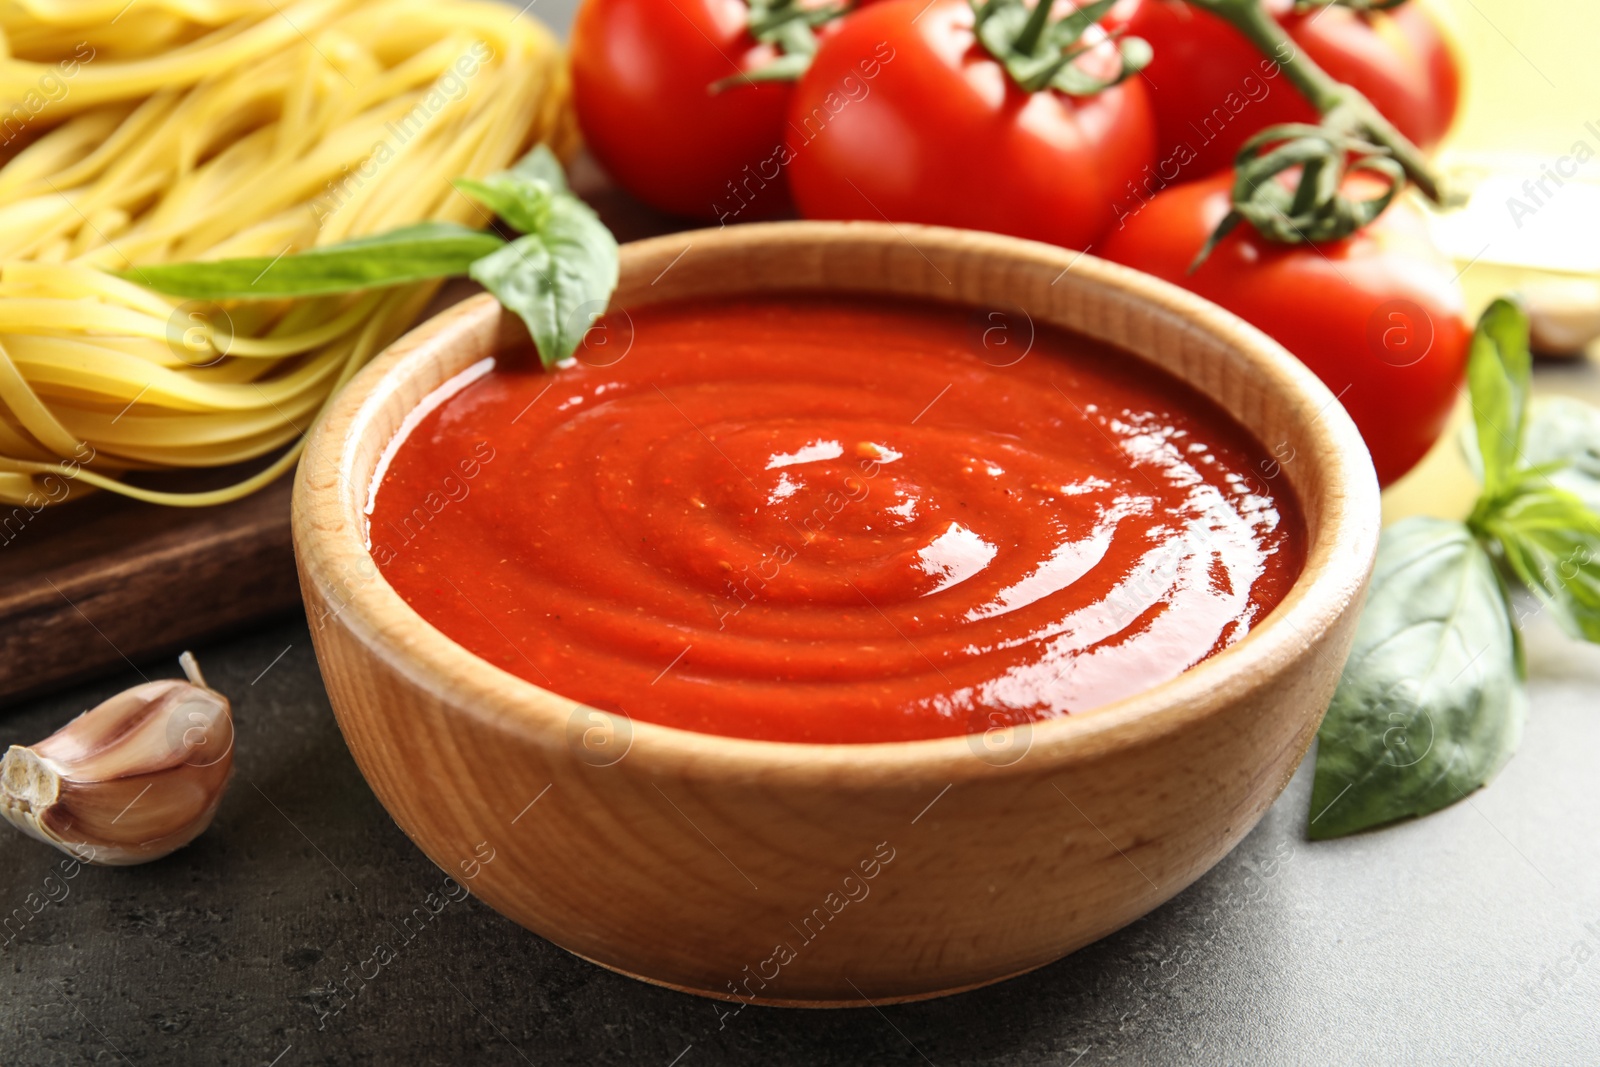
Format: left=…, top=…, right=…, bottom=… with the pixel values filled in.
left=3, top=605, right=1599, bottom=1066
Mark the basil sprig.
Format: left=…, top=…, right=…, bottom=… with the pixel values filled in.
left=1309, top=299, right=1600, bottom=838
left=126, top=223, right=506, bottom=300
left=1465, top=299, right=1534, bottom=499
left=460, top=150, right=619, bottom=374
left=119, top=146, right=618, bottom=369
left=1523, top=397, right=1600, bottom=510
left=1308, top=518, right=1526, bottom=840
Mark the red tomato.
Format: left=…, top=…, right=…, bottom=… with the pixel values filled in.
left=1388, top=0, right=1462, bottom=146
left=1100, top=172, right=1468, bottom=486
left=570, top=0, right=801, bottom=221
left=1121, top=0, right=1461, bottom=181
left=785, top=0, right=1157, bottom=252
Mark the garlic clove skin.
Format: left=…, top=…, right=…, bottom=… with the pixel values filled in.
left=0, top=653, right=234, bottom=866
left=1523, top=278, right=1600, bottom=358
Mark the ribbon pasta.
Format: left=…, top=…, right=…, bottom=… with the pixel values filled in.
left=0, top=0, right=574, bottom=506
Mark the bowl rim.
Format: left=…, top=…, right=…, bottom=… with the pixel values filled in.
left=293, top=220, right=1381, bottom=784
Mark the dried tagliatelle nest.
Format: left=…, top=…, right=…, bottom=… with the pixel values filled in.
left=0, top=0, right=576, bottom=508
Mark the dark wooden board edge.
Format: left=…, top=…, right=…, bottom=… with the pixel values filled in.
left=0, top=477, right=300, bottom=706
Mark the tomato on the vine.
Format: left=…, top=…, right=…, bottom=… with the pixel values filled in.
left=1100, top=172, right=1469, bottom=487
left=784, top=0, right=1158, bottom=252
left=1121, top=0, right=1461, bottom=181
left=570, top=0, right=810, bottom=221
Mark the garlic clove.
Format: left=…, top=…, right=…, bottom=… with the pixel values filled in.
left=1522, top=278, right=1600, bottom=358
left=0, top=652, right=234, bottom=866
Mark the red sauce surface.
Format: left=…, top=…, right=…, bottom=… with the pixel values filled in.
left=369, top=296, right=1304, bottom=744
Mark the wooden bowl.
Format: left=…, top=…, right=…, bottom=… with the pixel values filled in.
left=293, top=222, right=1380, bottom=1006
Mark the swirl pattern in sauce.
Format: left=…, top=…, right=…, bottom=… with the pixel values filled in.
left=369, top=296, right=1304, bottom=743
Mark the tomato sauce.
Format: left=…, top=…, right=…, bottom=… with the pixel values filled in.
left=368, top=296, right=1304, bottom=743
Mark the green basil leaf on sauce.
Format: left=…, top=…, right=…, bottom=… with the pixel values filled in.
left=1466, top=298, right=1534, bottom=497
left=122, top=222, right=506, bottom=299
left=1309, top=517, right=1525, bottom=840
left=1479, top=482, right=1600, bottom=643
left=117, top=144, right=622, bottom=369
left=468, top=194, right=619, bottom=369
left=454, top=176, right=552, bottom=236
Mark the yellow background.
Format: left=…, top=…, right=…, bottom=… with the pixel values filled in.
left=1442, top=0, right=1600, bottom=161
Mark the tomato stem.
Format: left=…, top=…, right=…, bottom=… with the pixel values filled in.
left=711, top=0, right=850, bottom=90
left=1013, top=0, right=1055, bottom=53
left=1293, top=0, right=1410, bottom=11
left=1181, top=0, right=1449, bottom=205
left=971, top=0, right=1150, bottom=96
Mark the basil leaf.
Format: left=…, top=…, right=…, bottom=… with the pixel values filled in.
left=122, top=222, right=505, bottom=299
left=122, top=144, right=621, bottom=370
left=1467, top=298, right=1534, bottom=496
left=1522, top=396, right=1600, bottom=512
left=505, top=143, right=570, bottom=194
left=468, top=194, right=619, bottom=368
left=1308, top=517, right=1525, bottom=840
left=1480, top=482, right=1600, bottom=642
left=452, top=145, right=570, bottom=236
left=454, top=176, right=551, bottom=236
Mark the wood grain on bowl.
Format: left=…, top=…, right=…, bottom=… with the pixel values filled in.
left=292, top=222, right=1381, bottom=1005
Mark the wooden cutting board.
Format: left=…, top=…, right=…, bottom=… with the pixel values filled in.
left=0, top=158, right=681, bottom=706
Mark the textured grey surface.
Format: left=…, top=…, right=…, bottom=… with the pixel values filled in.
left=1, top=609, right=1598, bottom=1066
